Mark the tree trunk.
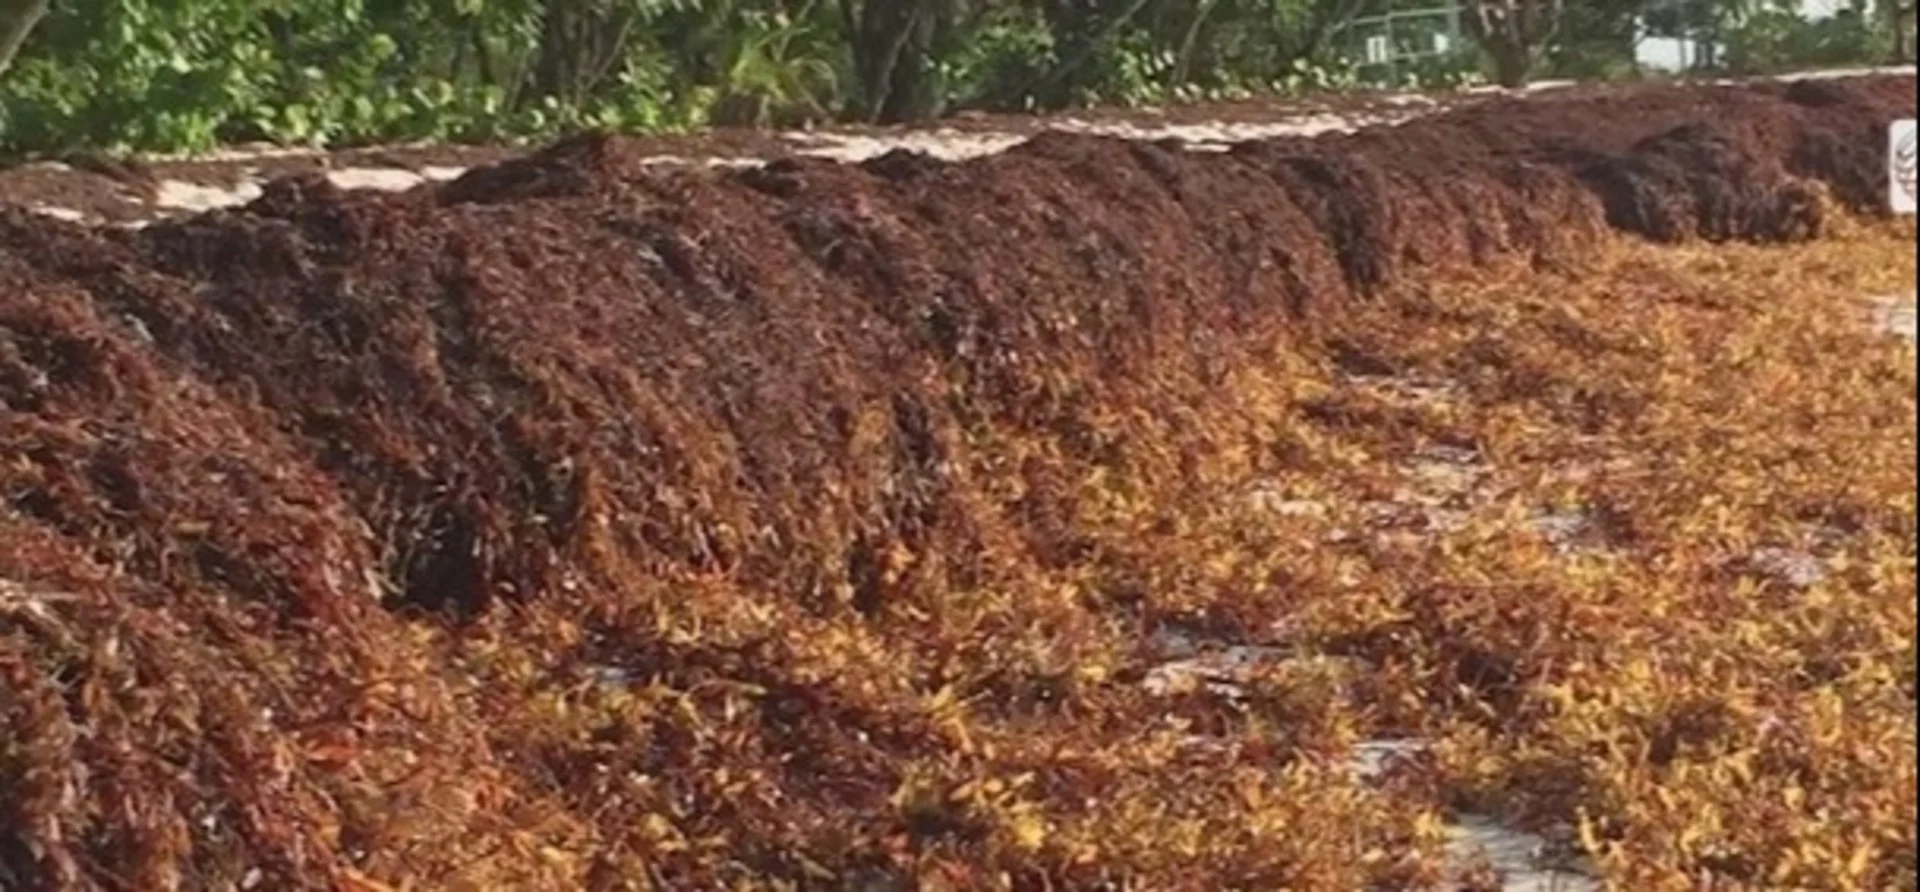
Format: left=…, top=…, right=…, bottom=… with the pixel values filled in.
left=1461, top=0, right=1564, bottom=89
left=846, top=0, right=957, bottom=125
left=0, top=0, right=50, bottom=80
left=1490, top=42, right=1533, bottom=87
left=1893, top=1, right=1917, bottom=62
left=533, top=1, right=582, bottom=106
left=882, top=8, right=943, bottom=123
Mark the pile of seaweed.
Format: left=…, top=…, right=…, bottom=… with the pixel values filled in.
left=1, top=74, right=1913, bottom=889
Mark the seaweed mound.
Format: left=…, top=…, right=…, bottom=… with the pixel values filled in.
left=1, top=74, right=1914, bottom=890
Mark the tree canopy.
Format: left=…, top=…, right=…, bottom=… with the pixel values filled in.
left=0, top=0, right=1910, bottom=156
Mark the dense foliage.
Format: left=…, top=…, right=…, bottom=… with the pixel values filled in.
left=0, top=0, right=1913, bottom=167
left=0, top=0, right=1909, bottom=156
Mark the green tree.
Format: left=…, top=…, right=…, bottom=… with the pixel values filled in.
left=1156, top=0, right=1370, bottom=92
left=843, top=0, right=962, bottom=123
left=1548, top=0, right=1646, bottom=79
left=0, top=0, right=48, bottom=78
left=1461, top=0, right=1566, bottom=87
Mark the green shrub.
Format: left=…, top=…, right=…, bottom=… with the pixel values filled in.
left=0, top=0, right=1911, bottom=157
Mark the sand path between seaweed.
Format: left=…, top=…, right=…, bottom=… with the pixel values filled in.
left=14, top=63, right=1914, bottom=230
left=1172, top=281, right=1913, bottom=889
